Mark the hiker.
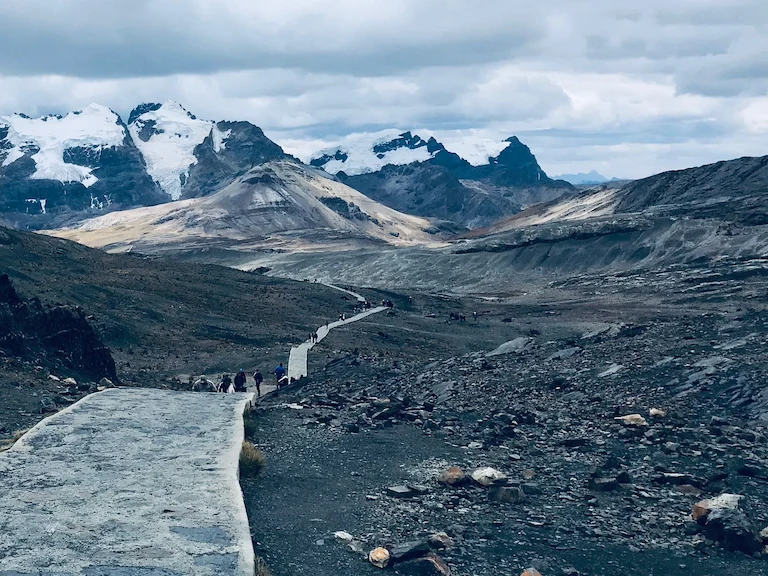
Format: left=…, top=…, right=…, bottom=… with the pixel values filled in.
left=192, top=375, right=216, bottom=392
left=252, top=369, right=264, bottom=397
left=274, top=363, right=286, bottom=387
left=234, top=369, right=247, bottom=392
left=313, top=331, right=318, bottom=343
left=219, top=374, right=233, bottom=393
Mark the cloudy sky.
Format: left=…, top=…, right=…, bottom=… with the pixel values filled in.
left=0, top=0, right=766, bottom=179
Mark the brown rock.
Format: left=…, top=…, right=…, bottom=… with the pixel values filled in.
left=521, top=569, right=543, bottom=576
left=439, top=466, right=467, bottom=487
left=369, top=547, right=390, bottom=569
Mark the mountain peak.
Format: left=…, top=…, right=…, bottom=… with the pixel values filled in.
left=309, top=130, right=440, bottom=175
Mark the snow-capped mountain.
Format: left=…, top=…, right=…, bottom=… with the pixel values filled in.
left=127, top=101, right=287, bottom=201
left=309, top=130, right=445, bottom=176
left=0, top=104, right=166, bottom=226
left=127, top=102, right=218, bottom=200
left=0, top=101, right=287, bottom=228
left=312, top=133, right=573, bottom=228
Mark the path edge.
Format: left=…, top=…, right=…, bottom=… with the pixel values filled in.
left=231, top=393, right=257, bottom=575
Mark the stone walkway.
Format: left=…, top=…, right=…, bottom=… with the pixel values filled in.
left=287, top=306, right=387, bottom=381
left=0, top=388, right=255, bottom=576
left=284, top=277, right=386, bottom=382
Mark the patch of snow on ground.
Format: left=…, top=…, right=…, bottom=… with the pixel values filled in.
left=0, top=104, right=125, bottom=187
left=128, top=101, right=214, bottom=200
left=311, top=129, right=435, bottom=175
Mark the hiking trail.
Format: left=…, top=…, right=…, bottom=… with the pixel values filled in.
left=0, top=388, right=255, bottom=575
left=286, top=283, right=386, bottom=382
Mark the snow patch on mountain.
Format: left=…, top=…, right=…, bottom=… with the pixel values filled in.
left=436, top=138, right=511, bottom=166
left=0, top=104, right=126, bottom=188
left=309, top=130, right=436, bottom=175
left=211, top=124, right=231, bottom=153
left=128, top=101, right=215, bottom=200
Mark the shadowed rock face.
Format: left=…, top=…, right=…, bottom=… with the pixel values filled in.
left=180, top=121, right=288, bottom=199
left=0, top=274, right=116, bottom=380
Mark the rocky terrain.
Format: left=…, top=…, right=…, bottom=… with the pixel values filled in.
left=243, top=258, right=768, bottom=576
left=0, top=225, right=387, bottom=437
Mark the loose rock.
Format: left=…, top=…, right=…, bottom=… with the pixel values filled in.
left=369, top=547, right=391, bottom=569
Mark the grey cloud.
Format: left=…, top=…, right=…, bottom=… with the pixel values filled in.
left=0, top=0, right=542, bottom=78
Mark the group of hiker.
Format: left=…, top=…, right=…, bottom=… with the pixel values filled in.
left=191, top=363, right=290, bottom=398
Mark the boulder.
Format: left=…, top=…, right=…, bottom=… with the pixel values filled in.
left=471, top=467, right=507, bottom=487
left=703, top=508, right=762, bottom=554
left=427, top=532, right=454, bottom=550
left=387, top=485, right=419, bottom=498
left=389, top=540, right=431, bottom=562
left=588, top=477, right=619, bottom=492
left=692, top=493, right=742, bottom=522
left=438, top=466, right=468, bottom=487
left=369, top=547, right=390, bottom=569
left=396, top=552, right=451, bottom=575
left=521, top=569, right=543, bottom=576
left=333, top=531, right=354, bottom=543
left=488, top=485, right=526, bottom=503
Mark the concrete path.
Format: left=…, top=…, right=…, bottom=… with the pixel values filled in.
left=0, top=388, right=255, bottom=576
left=319, top=282, right=367, bottom=303
left=287, top=306, right=387, bottom=381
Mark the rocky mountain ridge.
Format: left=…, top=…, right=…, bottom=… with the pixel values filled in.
left=314, top=133, right=574, bottom=228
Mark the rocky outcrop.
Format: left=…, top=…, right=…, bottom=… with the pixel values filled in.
left=0, top=274, right=116, bottom=380
left=180, top=121, right=288, bottom=199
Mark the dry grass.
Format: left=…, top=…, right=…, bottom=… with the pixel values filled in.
left=254, top=555, right=272, bottom=576
left=0, top=428, right=29, bottom=453
left=240, top=440, right=265, bottom=478
left=243, top=414, right=258, bottom=441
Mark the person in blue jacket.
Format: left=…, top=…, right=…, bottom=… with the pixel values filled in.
left=274, top=363, right=287, bottom=388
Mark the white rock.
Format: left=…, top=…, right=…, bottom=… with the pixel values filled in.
left=649, top=408, right=666, bottom=418
left=471, top=467, right=507, bottom=486
left=63, top=377, right=77, bottom=386
left=487, top=337, right=534, bottom=356
left=48, top=375, right=60, bottom=382
left=598, top=364, right=623, bottom=377
left=334, top=531, right=354, bottom=543
left=614, top=414, right=648, bottom=427
left=708, top=493, right=743, bottom=510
